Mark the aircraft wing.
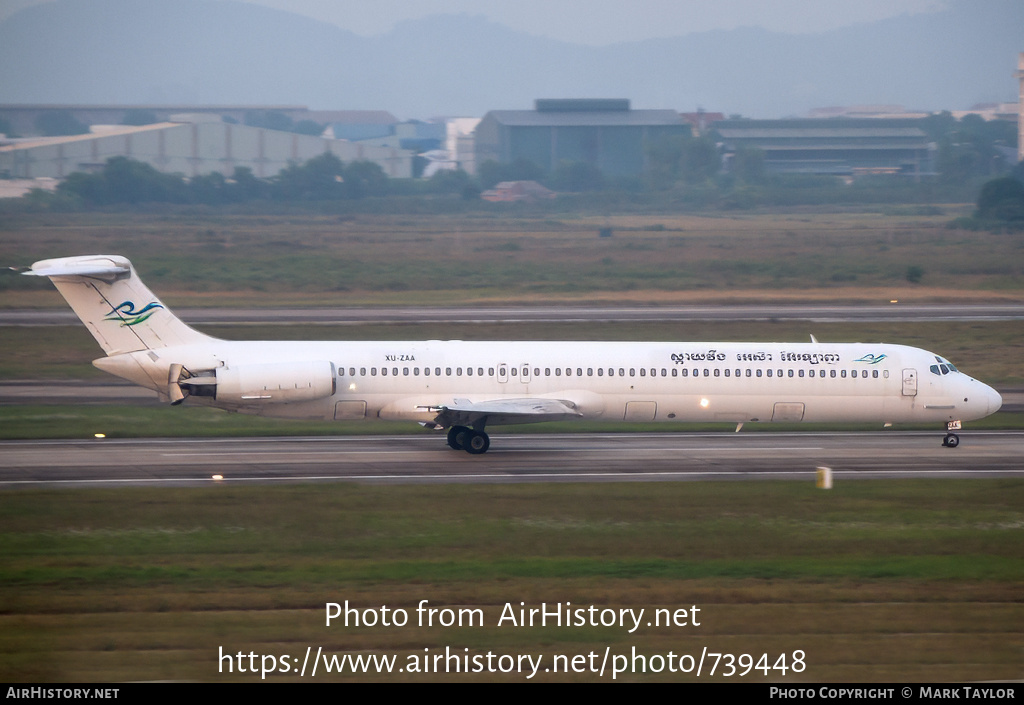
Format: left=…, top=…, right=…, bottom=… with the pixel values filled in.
left=428, top=397, right=583, bottom=428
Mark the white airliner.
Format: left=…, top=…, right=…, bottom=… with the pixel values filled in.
left=24, top=255, right=1002, bottom=453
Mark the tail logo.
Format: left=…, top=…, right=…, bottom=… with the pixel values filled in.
left=854, top=353, right=888, bottom=364
left=105, top=300, right=163, bottom=327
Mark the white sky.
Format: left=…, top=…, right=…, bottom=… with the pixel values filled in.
left=1, top=0, right=947, bottom=45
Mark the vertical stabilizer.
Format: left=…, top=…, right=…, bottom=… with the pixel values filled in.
left=25, top=255, right=212, bottom=355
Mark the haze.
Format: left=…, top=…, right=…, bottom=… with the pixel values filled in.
left=0, top=0, right=1017, bottom=118
left=0, top=0, right=946, bottom=44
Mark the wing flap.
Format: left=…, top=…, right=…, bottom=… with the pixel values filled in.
left=429, top=397, right=583, bottom=428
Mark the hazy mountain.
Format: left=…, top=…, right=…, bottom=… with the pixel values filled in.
left=0, top=0, right=1020, bottom=118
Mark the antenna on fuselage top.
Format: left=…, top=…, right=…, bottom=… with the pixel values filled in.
left=810, top=334, right=819, bottom=344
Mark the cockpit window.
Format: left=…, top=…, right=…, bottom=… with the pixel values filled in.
left=930, top=356, right=958, bottom=376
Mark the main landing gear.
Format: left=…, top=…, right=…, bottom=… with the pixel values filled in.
left=942, top=420, right=961, bottom=448
left=447, top=425, right=490, bottom=455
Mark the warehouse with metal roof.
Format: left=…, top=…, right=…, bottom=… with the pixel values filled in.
left=715, top=119, right=932, bottom=176
left=0, top=116, right=413, bottom=180
left=475, top=99, right=691, bottom=177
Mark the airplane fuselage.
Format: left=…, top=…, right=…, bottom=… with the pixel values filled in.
left=95, top=338, right=1001, bottom=428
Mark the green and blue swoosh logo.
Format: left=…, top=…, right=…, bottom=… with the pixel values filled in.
left=854, top=353, right=888, bottom=365
left=104, top=300, right=163, bottom=327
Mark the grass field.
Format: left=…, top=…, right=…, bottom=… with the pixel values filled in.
left=3, top=210, right=1024, bottom=307
left=1, top=481, right=1021, bottom=682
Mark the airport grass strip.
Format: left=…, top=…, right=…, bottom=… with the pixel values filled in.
left=1, top=480, right=1021, bottom=681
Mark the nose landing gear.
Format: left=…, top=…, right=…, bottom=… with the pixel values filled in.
left=942, top=420, right=961, bottom=448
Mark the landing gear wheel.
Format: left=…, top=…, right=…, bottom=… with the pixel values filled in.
left=464, top=431, right=490, bottom=455
left=942, top=433, right=960, bottom=448
left=447, top=425, right=470, bottom=450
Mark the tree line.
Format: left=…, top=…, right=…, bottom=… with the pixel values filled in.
left=52, top=153, right=390, bottom=206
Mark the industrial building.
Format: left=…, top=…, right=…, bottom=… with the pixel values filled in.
left=0, top=115, right=413, bottom=181
left=716, top=118, right=932, bottom=176
left=475, top=99, right=690, bottom=177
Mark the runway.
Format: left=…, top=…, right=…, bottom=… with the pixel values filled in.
left=2, top=431, right=1021, bottom=488
left=5, top=303, right=1024, bottom=326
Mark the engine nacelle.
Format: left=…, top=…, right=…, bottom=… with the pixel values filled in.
left=214, top=361, right=336, bottom=403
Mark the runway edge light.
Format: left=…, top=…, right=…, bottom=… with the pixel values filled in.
left=816, top=467, right=833, bottom=490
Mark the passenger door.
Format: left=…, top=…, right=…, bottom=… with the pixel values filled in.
left=902, top=368, right=918, bottom=397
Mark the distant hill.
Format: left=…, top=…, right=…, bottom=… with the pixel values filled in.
left=1, top=0, right=1020, bottom=118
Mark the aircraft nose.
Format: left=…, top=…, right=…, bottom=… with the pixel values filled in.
left=986, top=385, right=1003, bottom=416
